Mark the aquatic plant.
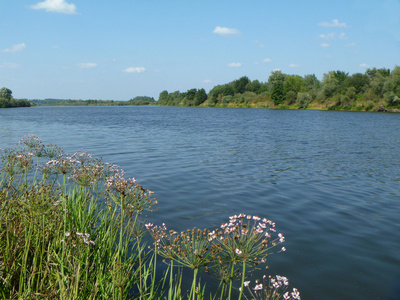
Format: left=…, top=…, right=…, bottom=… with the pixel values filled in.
left=0, top=135, right=300, bottom=299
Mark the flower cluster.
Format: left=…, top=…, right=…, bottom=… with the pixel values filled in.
left=242, top=275, right=300, bottom=300
left=155, top=225, right=212, bottom=270
left=46, top=155, right=78, bottom=175
left=148, top=214, right=287, bottom=285
left=145, top=222, right=169, bottom=247
left=62, top=231, right=96, bottom=248
left=105, top=170, right=157, bottom=213
left=213, top=214, right=286, bottom=265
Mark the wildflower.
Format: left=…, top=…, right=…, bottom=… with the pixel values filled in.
left=284, top=292, right=291, bottom=300
left=235, top=248, right=242, bottom=255
left=244, top=280, right=250, bottom=287
left=65, top=232, right=70, bottom=237
left=208, top=230, right=217, bottom=241
left=291, top=288, right=301, bottom=299
left=281, top=247, right=286, bottom=252
left=256, top=226, right=263, bottom=234
left=253, top=215, right=260, bottom=221
left=254, top=284, right=263, bottom=291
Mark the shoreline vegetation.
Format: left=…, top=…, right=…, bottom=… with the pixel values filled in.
left=2, top=65, right=400, bottom=112
left=1, top=135, right=299, bottom=299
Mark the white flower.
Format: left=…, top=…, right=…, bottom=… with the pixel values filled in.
left=244, top=281, right=250, bottom=287
left=254, top=284, right=263, bottom=291
left=291, top=288, right=301, bottom=299
left=235, top=248, right=242, bottom=255
left=283, top=292, right=290, bottom=300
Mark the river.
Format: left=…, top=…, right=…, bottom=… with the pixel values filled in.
left=1, top=106, right=399, bottom=299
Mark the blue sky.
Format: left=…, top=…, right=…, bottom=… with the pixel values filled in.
left=1, top=0, right=399, bottom=100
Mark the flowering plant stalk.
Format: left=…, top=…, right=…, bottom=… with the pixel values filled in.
left=1, top=135, right=300, bottom=299
left=0, top=136, right=159, bottom=299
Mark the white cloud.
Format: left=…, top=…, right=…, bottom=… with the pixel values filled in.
left=319, top=33, right=335, bottom=39
left=263, top=58, right=272, bottom=63
left=202, top=79, right=212, bottom=83
left=320, top=43, right=331, bottom=48
left=289, top=63, right=300, bottom=68
left=30, top=0, right=77, bottom=14
left=359, top=63, right=370, bottom=68
left=345, top=42, right=356, bottom=47
left=318, top=19, right=348, bottom=28
left=227, top=62, right=242, bottom=67
left=1, top=43, right=26, bottom=53
left=338, top=32, right=348, bottom=39
left=77, top=62, right=97, bottom=69
left=213, top=26, right=240, bottom=36
left=0, top=62, right=21, bottom=69
left=124, top=67, right=146, bottom=73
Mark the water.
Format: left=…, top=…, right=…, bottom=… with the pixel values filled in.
left=1, top=106, right=400, bottom=299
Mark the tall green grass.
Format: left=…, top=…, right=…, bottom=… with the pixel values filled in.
left=0, top=135, right=299, bottom=299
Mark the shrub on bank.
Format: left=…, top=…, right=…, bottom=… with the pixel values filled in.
left=0, top=135, right=300, bottom=299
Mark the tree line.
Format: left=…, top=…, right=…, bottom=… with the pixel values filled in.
left=157, top=66, right=400, bottom=111
left=30, top=96, right=156, bottom=106
left=0, top=87, right=33, bottom=108
left=3, top=65, right=399, bottom=111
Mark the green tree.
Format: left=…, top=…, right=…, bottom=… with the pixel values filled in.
left=186, top=88, right=197, bottom=101
left=233, top=76, right=250, bottom=94
left=303, top=74, right=321, bottom=92
left=268, top=70, right=286, bottom=105
left=344, top=73, right=370, bottom=94
left=158, top=90, right=169, bottom=105
left=383, top=66, right=400, bottom=106
left=283, top=75, right=305, bottom=103
left=245, top=80, right=261, bottom=93
left=0, top=87, right=12, bottom=100
left=322, top=71, right=340, bottom=98
left=365, top=68, right=391, bottom=100
left=194, top=88, right=207, bottom=106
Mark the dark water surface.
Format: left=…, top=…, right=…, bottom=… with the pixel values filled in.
left=1, top=106, right=399, bottom=299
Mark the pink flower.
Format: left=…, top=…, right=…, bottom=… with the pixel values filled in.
left=254, top=284, right=263, bottom=291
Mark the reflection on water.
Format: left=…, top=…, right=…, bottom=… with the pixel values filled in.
left=1, top=106, right=400, bottom=299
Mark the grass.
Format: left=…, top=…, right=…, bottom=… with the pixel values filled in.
left=0, top=135, right=300, bottom=299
